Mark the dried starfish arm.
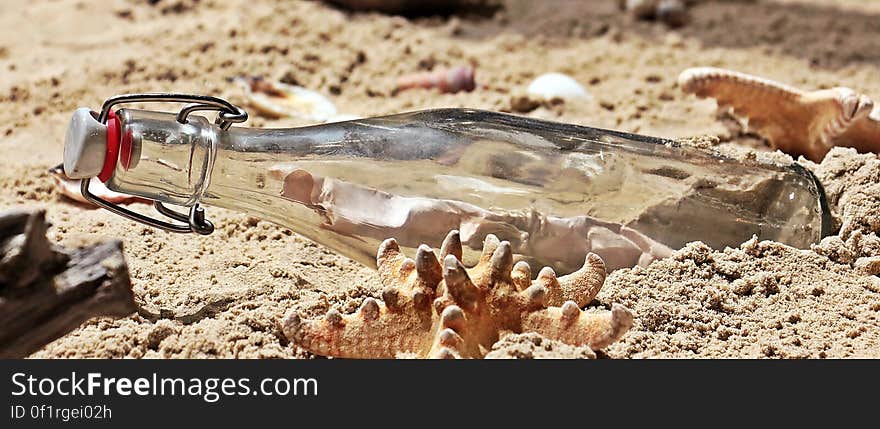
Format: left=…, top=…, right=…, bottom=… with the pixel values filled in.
left=679, top=67, right=876, bottom=161
left=679, top=67, right=814, bottom=157
left=281, top=299, right=435, bottom=358
left=532, top=253, right=607, bottom=307
left=427, top=240, right=553, bottom=358
left=835, top=108, right=880, bottom=154
left=281, top=240, right=441, bottom=358
left=522, top=303, right=634, bottom=351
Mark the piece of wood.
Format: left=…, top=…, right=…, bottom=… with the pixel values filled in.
left=0, top=208, right=136, bottom=358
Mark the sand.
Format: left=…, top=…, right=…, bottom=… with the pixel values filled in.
left=1, top=0, right=878, bottom=358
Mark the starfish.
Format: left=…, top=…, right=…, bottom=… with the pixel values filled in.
left=679, top=67, right=880, bottom=162
left=281, top=230, right=633, bottom=359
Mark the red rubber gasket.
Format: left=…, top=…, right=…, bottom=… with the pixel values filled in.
left=98, top=110, right=120, bottom=182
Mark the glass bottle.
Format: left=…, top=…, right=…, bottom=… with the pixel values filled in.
left=63, top=103, right=830, bottom=274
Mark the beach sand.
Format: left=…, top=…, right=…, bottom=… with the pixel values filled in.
left=1, top=0, right=877, bottom=358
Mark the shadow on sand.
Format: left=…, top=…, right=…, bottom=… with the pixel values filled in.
left=445, top=0, right=880, bottom=70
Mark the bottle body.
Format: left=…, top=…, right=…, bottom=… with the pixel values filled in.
left=106, top=108, right=828, bottom=274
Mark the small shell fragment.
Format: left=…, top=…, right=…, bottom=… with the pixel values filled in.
left=50, top=165, right=149, bottom=206
left=656, top=0, right=687, bottom=27
left=235, top=76, right=338, bottom=122
left=622, top=0, right=657, bottom=19
left=394, top=65, right=476, bottom=95
left=621, top=0, right=688, bottom=27
left=526, top=73, right=591, bottom=102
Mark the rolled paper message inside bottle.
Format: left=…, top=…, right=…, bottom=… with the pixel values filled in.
left=63, top=104, right=830, bottom=274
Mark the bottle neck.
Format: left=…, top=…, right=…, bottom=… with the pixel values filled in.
left=105, top=108, right=217, bottom=206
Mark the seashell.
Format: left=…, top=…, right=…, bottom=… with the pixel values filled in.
left=622, top=0, right=658, bottom=19
left=49, top=165, right=149, bottom=206
left=526, top=73, right=591, bottom=102
left=656, top=0, right=687, bottom=27
left=235, top=76, right=338, bottom=122
left=394, top=65, right=476, bottom=95
left=621, top=0, right=688, bottom=26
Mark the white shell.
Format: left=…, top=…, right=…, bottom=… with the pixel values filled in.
left=527, top=73, right=591, bottom=101
left=237, top=78, right=338, bottom=122
left=625, top=0, right=658, bottom=18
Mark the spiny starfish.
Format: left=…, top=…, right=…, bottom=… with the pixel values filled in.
left=281, top=230, right=633, bottom=359
left=679, top=67, right=880, bottom=162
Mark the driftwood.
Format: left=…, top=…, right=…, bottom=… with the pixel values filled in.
left=0, top=208, right=135, bottom=358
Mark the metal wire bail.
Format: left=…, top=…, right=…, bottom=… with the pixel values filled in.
left=82, top=93, right=249, bottom=235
